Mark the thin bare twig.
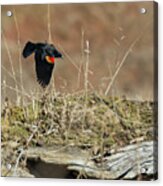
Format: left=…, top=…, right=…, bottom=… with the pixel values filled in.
left=84, top=40, right=90, bottom=100
left=47, top=4, right=56, bottom=92
left=2, top=31, right=19, bottom=100
left=2, top=83, right=37, bottom=100
left=105, top=21, right=152, bottom=96
left=77, top=29, right=85, bottom=89
left=58, top=44, right=80, bottom=71
left=104, top=34, right=142, bottom=96
left=13, top=8, right=24, bottom=104
left=47, top=4, right=52, bottom=43
left=12, top=148, right=24, bottom=177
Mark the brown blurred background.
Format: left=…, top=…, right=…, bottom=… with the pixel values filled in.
left=1, top=2, right=156, bottom=103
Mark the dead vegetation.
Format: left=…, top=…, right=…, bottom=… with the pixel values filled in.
left=1, top=91, right=155, bottom=177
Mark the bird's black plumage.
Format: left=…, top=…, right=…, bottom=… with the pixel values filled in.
left=22, top=41, right=62, bottom=88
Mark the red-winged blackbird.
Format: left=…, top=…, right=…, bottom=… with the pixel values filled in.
left=22, top=41, right=62, bottom=88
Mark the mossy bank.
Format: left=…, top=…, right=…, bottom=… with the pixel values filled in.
left=1, top=92, right=156, bottom=177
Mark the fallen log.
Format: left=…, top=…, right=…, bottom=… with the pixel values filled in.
left=25, top=141, right=157, bottom=180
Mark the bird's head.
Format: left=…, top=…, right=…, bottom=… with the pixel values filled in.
left=22, top=41, right=62, bottom=64
left=41, top=43, right=62, bottom=64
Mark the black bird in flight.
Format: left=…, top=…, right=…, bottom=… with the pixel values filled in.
left=22, top=41, right=62, bottom=88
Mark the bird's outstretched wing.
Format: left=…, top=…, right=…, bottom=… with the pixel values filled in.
left=35, top=60, right=54, bottom=88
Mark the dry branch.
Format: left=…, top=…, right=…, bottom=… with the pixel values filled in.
left=25, top=141, right=157, bottom=179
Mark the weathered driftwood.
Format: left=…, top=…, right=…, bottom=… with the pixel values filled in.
left=24, top=141, right=157, bottom=179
